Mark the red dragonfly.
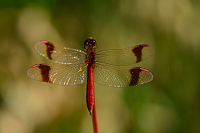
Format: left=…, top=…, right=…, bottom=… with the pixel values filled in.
left=27, top=37, right=154, bottom=115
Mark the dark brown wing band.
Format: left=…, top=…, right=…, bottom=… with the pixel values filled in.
left=43, top=41, right=55, bottom=60
left=129, top=67, right=142, bottom=86
left=37, top=64, right=51, bottom=82
left=132, top=44, right=149, bottom=63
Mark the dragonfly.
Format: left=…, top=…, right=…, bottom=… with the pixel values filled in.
left=27, top=37, right=154, bottom=115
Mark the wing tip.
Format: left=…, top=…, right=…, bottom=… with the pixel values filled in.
left=140, top=67, right=149, bottom=72
left=140, top=44, right=149, bottom=47
left=40, top=40, right=49, bottom=44
left=129, top=67, right=153, bottom=86
left=31, top=64, right=41, bottom=68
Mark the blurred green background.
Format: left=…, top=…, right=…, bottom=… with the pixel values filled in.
left=0, top=0, right=200, bottom=133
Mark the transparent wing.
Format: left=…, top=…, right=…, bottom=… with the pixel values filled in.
left=35, top=40, right=86, bottom=64
left=94, top=62, right=153, bottom=87
left=96, top=44, right=154, bottom=66
left=27, top=63, right=87, bottom=85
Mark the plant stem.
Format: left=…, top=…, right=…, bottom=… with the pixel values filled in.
left=92, top=103, right=98, bottom=133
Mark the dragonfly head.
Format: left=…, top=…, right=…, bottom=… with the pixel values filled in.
left=84, top=37, right=98, bottom=49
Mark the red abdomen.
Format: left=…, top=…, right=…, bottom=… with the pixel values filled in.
left=87, top=66, right=95, bottom=115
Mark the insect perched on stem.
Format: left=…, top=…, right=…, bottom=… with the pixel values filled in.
left=27, top=37, right=154, bottom=115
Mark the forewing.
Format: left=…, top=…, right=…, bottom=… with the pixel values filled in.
left=35, top=40, right=86, bottom=64
left=94, top=63, right=153, bottom=87
left=27, top=63, right=87, bottom=85
left=96, top=44, right=154, bottom=66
